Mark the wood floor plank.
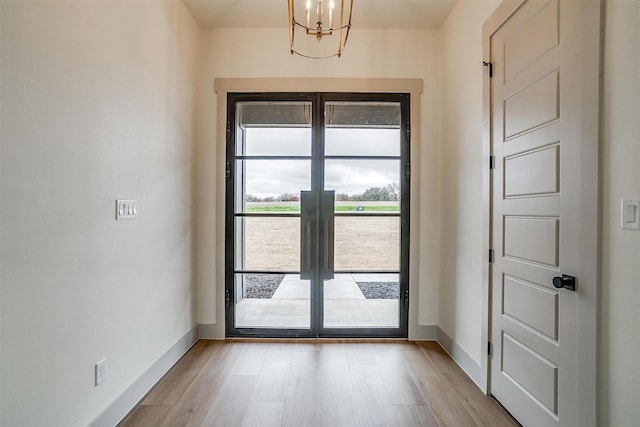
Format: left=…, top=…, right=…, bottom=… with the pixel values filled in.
left=282, top=344, right=359, bottom=427
left=349, top=364, right=400, bottom=426
left=405, top=348, right=479, bottom=427
left=442, top=372, right=519, bottom=427
left=392, top=405, right=439, bottom=427
left=229, top=342, right=270, bottom=376
left=418, top=341, right=464, bottom=374
left=345, top=342, right=378, bottom=365
left=374, top=344, right=427, bottom=405
left=200, top=375, right=259, bottom=427
left=281, top=350, right=321, bottom=426
left=241, top=402, right=284, bottom=427
left=159, top=342, right=245, bottom=427
left=118, top=405, right=172, bottom=427
left=142, top=340, right=219, bottom=406
left=251, top=344, right=294, bottom=402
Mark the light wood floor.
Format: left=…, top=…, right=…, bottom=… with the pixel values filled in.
left=119, top=340, right=519, bottom=427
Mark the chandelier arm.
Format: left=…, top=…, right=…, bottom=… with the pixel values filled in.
left=290, top=49, right=341, bottom=59
left=293, top=20, right=350, bottom=32
left=343, top=24, right=351, bottom=47
left=337, top=0, right=344, bottom=56
left=288, top=1, right=294, bottom=52
left=343, top=0, right=352, bottom=47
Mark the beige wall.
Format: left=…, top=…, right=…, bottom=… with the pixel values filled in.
left=438, top=0, right=501, bottom=367
left=601, top=0, right=640, bottom=424
left=195, top=28, right=442, bottom=334
left=0, top=1, right=199, bottom=425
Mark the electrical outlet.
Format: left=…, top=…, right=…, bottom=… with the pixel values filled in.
left=95, top=359, right=106, bottom=386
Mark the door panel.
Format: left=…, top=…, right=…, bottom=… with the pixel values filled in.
left=504, top=144, right=559, bottom=197
left=321, top=98, right=408, bottom=334
left=226, top=93, right=410, bottom=338
left=501, top=333, right=558, bottom=413
left=503, top=275, right=558, bottom=339
left=503, top=0, right=558, bottom=80
left=504, top=71, right=559, bottom=139
left=488, top=0, right=601, bottom=425
left=503, top=216, right=559, bottom=267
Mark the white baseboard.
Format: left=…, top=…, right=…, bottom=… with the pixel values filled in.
left=409, top=324, right=437, bottom=340
left=198, top=322, right=224, bottom=339
left=89, top=326, right=198, bottom=427
left=435, top=326, right=482, bottom=386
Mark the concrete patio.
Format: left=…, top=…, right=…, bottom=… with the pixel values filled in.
left=235, top=273, right=400, bottom=329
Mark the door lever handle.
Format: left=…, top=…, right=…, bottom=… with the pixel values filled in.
left=553, top=274, right=576, bottom=291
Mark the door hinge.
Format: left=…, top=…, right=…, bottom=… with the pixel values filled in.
left=403, top=289, right=409, bottom=310
left=405, top=162, right=411, bottom=182
left=487, top=341, right=492, bottom=356
left=405, top=122, right=411, bottom=142
left=225, top=289, right=230, bottom=308
left=489, top=248, right=495, bottom=263
left=483, top=61, right=493, bottom=78
left=225, top=161, right=231, bottom=181
left=489, top=155, right=495, bottom=170
left=226, top=121, right=231, bottom=141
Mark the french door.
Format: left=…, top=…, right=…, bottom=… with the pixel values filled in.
left=225, top=92, right=410, bottom=338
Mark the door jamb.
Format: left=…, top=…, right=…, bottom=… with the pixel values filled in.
left=481, top=0, right=526, bottom=395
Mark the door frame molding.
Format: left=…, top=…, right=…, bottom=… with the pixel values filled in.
left=481, top=0, right=526, bottom=396
left=213, top=78, right=425, bottom=338
left=481, top=1, right=602, bottom=425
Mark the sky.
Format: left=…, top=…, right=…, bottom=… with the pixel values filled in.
left=242, top=127, right=401, bottom=197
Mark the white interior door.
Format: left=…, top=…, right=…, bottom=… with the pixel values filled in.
left=487, top=0, right=601, bottom=425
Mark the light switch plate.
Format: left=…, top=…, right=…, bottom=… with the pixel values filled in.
left=116, top=199, right=138, bottom=220
left=621, top=199, right=640, bottom=230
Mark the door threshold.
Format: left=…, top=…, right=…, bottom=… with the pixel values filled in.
left=224, top=337, right=410, bottom=343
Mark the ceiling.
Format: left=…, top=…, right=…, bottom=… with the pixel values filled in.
left=182, top=0, right=459, bottom=30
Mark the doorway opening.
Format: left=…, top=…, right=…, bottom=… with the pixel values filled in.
left=225, top=92, right=410, bottom=338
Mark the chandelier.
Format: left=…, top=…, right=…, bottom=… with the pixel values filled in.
left=287, top=0, right=354, bottom=59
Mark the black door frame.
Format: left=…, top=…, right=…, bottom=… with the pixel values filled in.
left=225, top=92, right=410, bottom=338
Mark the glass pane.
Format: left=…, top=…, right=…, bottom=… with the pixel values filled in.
left=235, top=273, right=310, bottom=328
left=325, top=128, right=400, bottom=156
left=334, top=216, right=400, bottom=271
left=241, top=127, right=311, bottom=156
left=323, top=273, right=399, bottom=328
left=325, top=159, right=401, bottom=211
left=235, top=159, right=310, bottom=213
left=235, top=217, right=300, bottom=271
left=325, top=101, right=401, bottom=156
left=324, top=102, right=401, bottom=127
left=236, top=102, right=312, bottom=157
